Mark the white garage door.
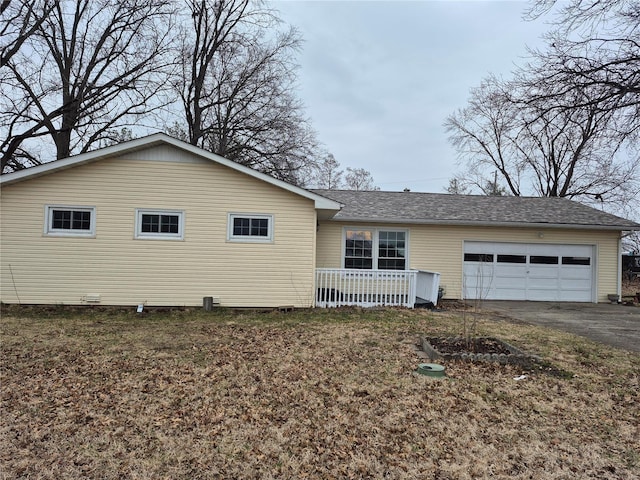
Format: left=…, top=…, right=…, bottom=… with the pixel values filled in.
left=463, top=242, right=594, bottom=302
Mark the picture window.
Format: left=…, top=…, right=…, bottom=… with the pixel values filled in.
left=228, top=214, right=273, bottom=242
left=344, top=228, right=408, bottom=270
left=45, top=206, right=95, bottom=237
left=135, top=209, right=184, bottom=240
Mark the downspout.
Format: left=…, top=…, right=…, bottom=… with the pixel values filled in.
left=617, top=233, right=622, bottom=303
left=618, top=230, right=638, bottom=302
left=312, top=212, right=318, bottom=308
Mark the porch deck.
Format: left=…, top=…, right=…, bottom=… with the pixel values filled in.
left=315, top=268, right=441, bottom=309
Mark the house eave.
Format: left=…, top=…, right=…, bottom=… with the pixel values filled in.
left=326, top=217, right=640, bottom=231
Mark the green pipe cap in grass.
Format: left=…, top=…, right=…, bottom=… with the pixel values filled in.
left=417, top=363, right=446, bottom=378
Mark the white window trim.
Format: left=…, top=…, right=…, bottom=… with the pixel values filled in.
left=44, top=205, right=96, bottom=237
left=342, top=226, right=409, bottom=270
left=135, top=209, right=185, bottom=240
left=227, top=213, right=274, bottom=243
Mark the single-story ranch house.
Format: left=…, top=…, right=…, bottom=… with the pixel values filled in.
left=1, top=133, right=638, bottom=308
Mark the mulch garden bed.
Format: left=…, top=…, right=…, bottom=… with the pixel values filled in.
left=422, top=336, right=540, bottom=365
left=420, top=336, right=572, bottom=377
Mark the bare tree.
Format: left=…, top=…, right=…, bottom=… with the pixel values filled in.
left=102, top=128, right=136, bottom=147
left=310, top=153, right=379, bottom=190
left=524, top=1, right=640, bottom=146
left=481, top=171, right=508, bottom=196
left=312, top=153, right=343, bottom=189
left=344, top=167, right=378, bottom=191
left=175, top=0, right=318, bottom=184
left=165, top=122, right=189, bottom=143
left=0, top=0, right=175, bottom=172
left=447, top=171, right=509, bottom=197
left=445, top=77, right=523, bottom=196
left=445, top=74, right=638, bottom=206
left=445, top=177, right=471, bottom=195
left=0, top=0, right=54, bottom=68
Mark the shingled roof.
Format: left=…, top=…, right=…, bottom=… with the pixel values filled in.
left=311, top=190, right=640, bottom=230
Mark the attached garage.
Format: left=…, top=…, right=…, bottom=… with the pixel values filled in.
left=311, top=191, right=640, bottom=304
left=463, top=241, right=594, bottom=302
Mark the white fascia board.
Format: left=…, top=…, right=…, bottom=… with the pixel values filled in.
left=0, top=133, right=343, bottom=212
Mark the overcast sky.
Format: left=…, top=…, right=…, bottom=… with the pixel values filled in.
left=273, top=1, right=551, bottom=192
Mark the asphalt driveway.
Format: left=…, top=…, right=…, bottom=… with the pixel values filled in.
left=478, top=301, right=640, bottom=352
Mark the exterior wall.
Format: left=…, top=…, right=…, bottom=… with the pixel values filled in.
left=1, top=146, right=318, bottom=307
left=316, top=221, right=621, bottom=303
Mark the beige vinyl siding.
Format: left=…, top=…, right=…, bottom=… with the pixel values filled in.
left=316, top=221, right=620, bottom=303
left=1, top=152, right=317, bottom=307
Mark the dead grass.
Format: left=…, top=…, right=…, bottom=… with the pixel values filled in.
left=1, top=305, right=638, bottom=479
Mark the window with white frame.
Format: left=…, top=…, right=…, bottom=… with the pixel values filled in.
left=344, top=228, right=407, bottom=270
left=135, top=209, right=184, bottom=240
left=45, top=205, right=96, bottom=236
left=228, top=214, right=273, bottom=242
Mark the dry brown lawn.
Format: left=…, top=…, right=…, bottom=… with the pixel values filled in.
left=1, top=305, right=639, bottom=479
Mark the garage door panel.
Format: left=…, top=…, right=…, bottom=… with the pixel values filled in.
left=494, top=275, right=526, bottom=288
left=494, top=264, right=527, bottom=277
left=527, top=277, right=559, bottom=289
left=560, top=266, right=591, bottom=278
left=493, top=290, right=527, bottom=300
left=528, top=265, right=560, bottom=279
left=463, top=263, right=494, bottom=276
left=559, top=278, right=592, bottom=291
left=559, top=290, right=592, bottom=302
left=528, top=289, right=560, bottom=301
left=463, top=242, right=594, bottom=302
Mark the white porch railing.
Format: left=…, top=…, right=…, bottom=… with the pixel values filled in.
left=315, top=269, right=441, bottom=308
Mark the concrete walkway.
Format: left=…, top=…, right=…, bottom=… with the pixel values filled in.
left=478, top=301, right=640, bottom=352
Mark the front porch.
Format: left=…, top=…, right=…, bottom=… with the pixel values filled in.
left=315, top=268, right=441, bottom=308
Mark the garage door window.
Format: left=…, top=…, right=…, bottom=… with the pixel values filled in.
left=464, top=253, right=494, bottom=262
left=530, top=256, right=559, bottom=265
left=497, top=254, right=526, bottom=263
left=562, top=256, right=590, bottom=265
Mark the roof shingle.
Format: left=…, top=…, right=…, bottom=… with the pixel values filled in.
left=311, top=189, right=640, bottom=230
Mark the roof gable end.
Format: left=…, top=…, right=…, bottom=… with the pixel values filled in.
left=1, top=133, right=341, bottom=211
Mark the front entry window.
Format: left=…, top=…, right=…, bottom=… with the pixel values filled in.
left=378, top=231, right=406, bottom=270
left=344, top=228, right=407, bottom=270
left=345, top=230, right=373, bottom=269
